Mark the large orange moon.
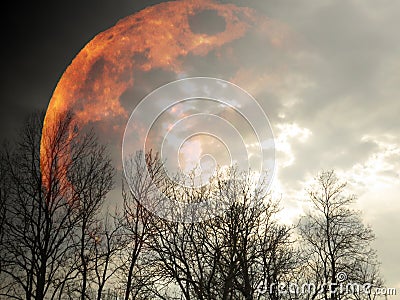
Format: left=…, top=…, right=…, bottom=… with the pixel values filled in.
left=40, top=0, right=291, bottom=188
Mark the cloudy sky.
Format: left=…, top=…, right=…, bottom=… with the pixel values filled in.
left=253, top=1, right=400, bottom=290
left=1, top=0, right=399, bottom=291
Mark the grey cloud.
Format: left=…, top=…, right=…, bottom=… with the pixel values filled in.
left=233, top=0, right=400, bottom=288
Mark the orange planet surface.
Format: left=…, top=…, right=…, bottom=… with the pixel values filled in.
left=40, top=0, right=291, bottom=189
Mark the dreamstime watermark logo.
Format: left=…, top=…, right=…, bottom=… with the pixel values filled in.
left=122, top=77, right=275, bottom=223
left=336, top=271, right=347, bottom=282
left=256, top=272, right=397, bottom=297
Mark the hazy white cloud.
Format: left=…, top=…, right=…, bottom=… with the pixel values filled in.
left=235, top=0, right=400, bottom=288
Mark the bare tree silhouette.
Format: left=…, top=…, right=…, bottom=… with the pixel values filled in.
left=148, top=169, right=296, bottom=300
left=0, top=112, right=114, bottom=300
left=67, top=130, right=114, bottom=300
left=0, top=116, right=383, bottom=300
left=298, top=170, right=382, bottom=300
left=118, top=151, right=164, bottom=300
